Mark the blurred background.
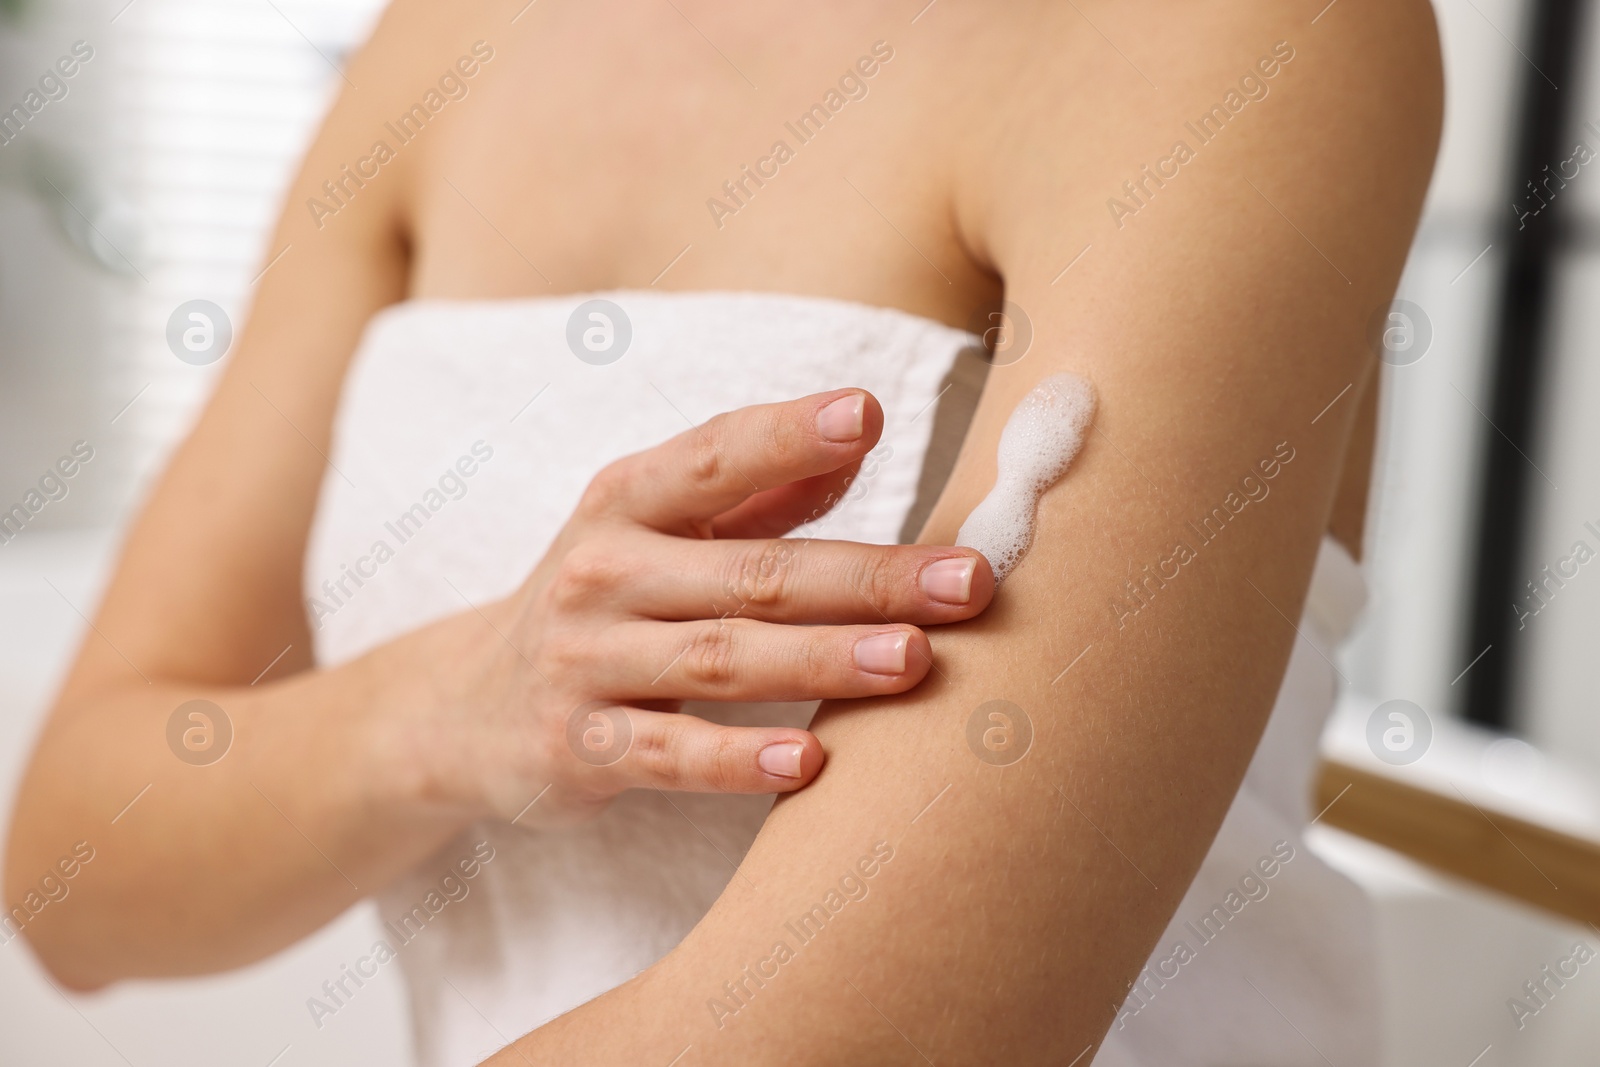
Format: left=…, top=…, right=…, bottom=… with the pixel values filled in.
left=2, top=0, right=1599, bottom=1063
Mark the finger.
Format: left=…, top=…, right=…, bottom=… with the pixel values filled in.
left=573, top=708, right=825, bottom=795
left=566, top=618, right=932, bottom=702
left=710, top=461, right=861, bottom=540
left=608, top=533, right=993, bottom=624
left=585, top=390, right=884, bottom=533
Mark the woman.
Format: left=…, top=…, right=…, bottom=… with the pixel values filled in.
left=6, top=0, right=1441, bottom=1063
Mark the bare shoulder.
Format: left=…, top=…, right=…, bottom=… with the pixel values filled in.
left=937, top=0, right=1444, bottom=275
left=288, top=0, right=508, bottom=241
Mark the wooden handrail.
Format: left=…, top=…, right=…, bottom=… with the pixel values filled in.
left=1315, top=758, right=1600, bottom=928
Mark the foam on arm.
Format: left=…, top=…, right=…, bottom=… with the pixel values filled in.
left=956, top=373, right=1096, bottom=582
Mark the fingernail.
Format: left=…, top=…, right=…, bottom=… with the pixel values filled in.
left=854, top=630, right=908, bottom=675
left=816, top=394, right=865, bottom=442
left=758, top=741, right=804, bottom=779
left=920, top=557, right=976, bottom=605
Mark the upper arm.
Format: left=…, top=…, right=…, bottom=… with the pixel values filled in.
left=61, top=2, right=474, bottom=697
left=503, top=1, right=1441, bottom=1062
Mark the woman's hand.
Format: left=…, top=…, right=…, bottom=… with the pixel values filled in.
left=394, top=388, right=995, bottom=823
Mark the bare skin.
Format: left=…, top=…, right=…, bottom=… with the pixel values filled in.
left=5, top=0, right=1440, bottom=1062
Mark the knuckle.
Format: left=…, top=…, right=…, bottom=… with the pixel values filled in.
left=679, top=622, right=739, bottom=690
left=580, top=459, right=631, bottom=514
left=722, top=539, right=792, bottom=609
left=683, top=423, right=725, bottom=491
left=537, top=632, right=587, bottom=677
left=549, top=544, right=620, bottom=610
left=702, top=729, right=746, bottom=793
left=633, top=717, right=692, bottom=786
left=853, top=548, right=899, bottom=611
left=765, top=406, right=805, bottom=465
left=793, top=628, right=831, bottom=686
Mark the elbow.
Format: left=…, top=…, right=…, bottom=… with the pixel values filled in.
left=4, top=819, right=115, bottom=992
left=30, top=940, right=113, bottom=994
left=2, top=865, right=118, bottom=992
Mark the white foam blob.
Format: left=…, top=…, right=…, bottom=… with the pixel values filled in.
left=956, top=373, right=1096, bottom=583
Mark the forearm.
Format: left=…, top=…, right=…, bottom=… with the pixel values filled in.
left=4, top=615, right=479, bottom=989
